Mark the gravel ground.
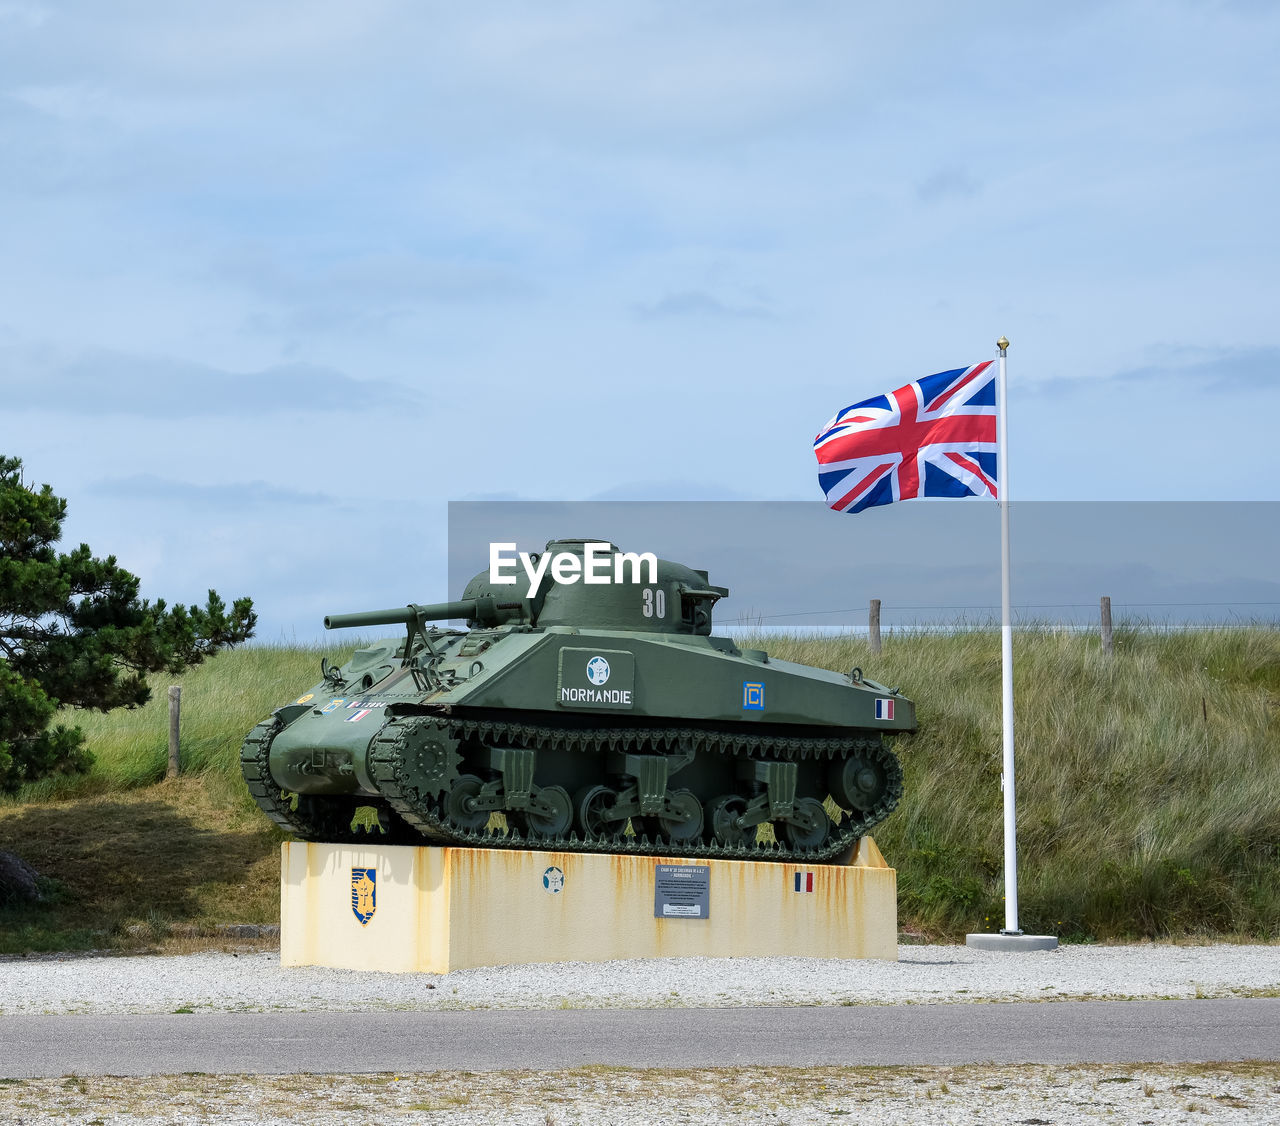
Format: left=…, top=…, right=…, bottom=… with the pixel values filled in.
left=0, top=942, right=1277, bottom=1015
left=2, top=944, right=1277, bottom=1123
left=2, top=1063, right=1279, bottom=1124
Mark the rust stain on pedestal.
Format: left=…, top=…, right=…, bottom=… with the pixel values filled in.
left=281, top=838, right=897, bottom=974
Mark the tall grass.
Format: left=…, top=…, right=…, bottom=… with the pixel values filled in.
left=5, top=643, right=362, bottom=807
left=5, top=628, right=1278, bottom=941
left=753, top=626, right=1280, bottom=940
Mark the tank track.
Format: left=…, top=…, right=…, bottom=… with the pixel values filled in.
left=240, top=717, right=418, bottom=843
left=363, top=714, right=901, bottom=864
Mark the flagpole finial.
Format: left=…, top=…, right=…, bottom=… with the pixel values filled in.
left=997, top=336, right=1010, bottom=354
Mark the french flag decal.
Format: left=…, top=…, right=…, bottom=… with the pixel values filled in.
left=794, top=872, right=814, bottom=893
left=875, top=698, right=894, bottom=721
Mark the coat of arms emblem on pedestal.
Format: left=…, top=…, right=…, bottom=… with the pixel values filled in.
left=351, top=867, right=376, bottom=925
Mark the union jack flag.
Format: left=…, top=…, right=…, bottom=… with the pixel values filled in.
left=814, top=362, right=998, bottom=514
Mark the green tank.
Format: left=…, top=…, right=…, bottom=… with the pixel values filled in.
left=241, top=539, right=914, bottom=862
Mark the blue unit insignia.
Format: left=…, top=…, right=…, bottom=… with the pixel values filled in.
left=351, top=867, right=376, bottom=925
left=742, top=682, right=765, bottom=710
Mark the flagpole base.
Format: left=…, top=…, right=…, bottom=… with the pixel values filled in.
left=965, top=932, right=1059, bottom=952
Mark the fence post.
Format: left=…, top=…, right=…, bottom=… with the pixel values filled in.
left=167, top=685, right=182, bottom=778
left=869, top=598, right=882, bottom=655
left=1100, top=596, right=1113, bottom=656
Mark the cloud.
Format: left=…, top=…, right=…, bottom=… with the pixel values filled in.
left=0, top=2, right=49, bottom=28
left=446, top=480, right=754, bottom=503
left=11, top=82, right=184, bottom=130
left=0, top=349, right=421, bottom=416
left=1114, top=345, right=1280, bottom=393
left=451, top=491, right=535, bottom=502
left=634, top=291, right=773, bottom=321
left=0, top=3, right=887, bottom=149
left=221, top=249, right=537, bottom=338
left=88, top=475, right=335, bottom=510
left=1032, top=345, right=1280, bottom=396
left=587, top=480, right=751, bottom=501
left=916, top=165, right=982, bottom=203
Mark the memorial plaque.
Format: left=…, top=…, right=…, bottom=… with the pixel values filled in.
left=654, top=863, right=710, bottom=919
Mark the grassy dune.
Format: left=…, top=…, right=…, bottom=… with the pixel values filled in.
left=753, top=627, right=1280, bottom=941
left=0, top=643, right=356, bottom=952
left=1, top=629, right=1277, bottom=950
left=8, top=644, right=345, bottom=808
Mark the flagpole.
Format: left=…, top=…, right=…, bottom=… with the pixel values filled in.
left=996, top=334, right=1019, bottom=935
left=966, top=337, right=1055, bottom=951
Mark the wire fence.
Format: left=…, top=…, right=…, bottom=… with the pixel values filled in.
left=722, top=599, right=1280, bottom=636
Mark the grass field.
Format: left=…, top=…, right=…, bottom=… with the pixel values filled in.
left=757, top=627, right=1280, bottom=941
left=0, top=644, right=333, bottom=953
left=1, top=628, right=1277, bottom=952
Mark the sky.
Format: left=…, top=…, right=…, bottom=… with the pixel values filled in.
left=2, top=1, right=1277, bottom=640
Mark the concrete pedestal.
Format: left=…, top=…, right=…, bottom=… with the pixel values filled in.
left=281, top=838, right=897, bottom=974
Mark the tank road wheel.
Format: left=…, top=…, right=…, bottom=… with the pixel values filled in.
left=519, top=785, right=574, bottom=840
left=707, top=794, right=754, bottom=848
left=783, top=797, right=831, bottom=851
left=829, top=751, right=892, bottom=813
left=575, top=785, right=623, bottom=841
left=658, top=789, right=704, bottom=843
left=445, top=774, right=490, bottom=833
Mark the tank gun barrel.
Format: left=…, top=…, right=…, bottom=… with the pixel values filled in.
left=324, top=597, right=523, bottom=632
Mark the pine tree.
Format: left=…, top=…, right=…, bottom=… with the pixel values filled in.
left=0, top=455, right=256, bottom=789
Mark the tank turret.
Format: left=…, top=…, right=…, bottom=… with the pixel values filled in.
left=241, top=540, right=912, bottom=861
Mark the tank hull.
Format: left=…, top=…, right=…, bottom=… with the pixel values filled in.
left=263, top=626, right=914, bottom=798
left=241, top=543, right=915, bottom=863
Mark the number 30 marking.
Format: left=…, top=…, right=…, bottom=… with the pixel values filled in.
left=642, top=588, right=666, bottom=618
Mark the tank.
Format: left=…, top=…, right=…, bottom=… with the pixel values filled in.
left=241, top=540, right=914, bottom=862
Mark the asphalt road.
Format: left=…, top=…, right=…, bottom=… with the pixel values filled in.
left=3, top=999, right=1277, bottom=1077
